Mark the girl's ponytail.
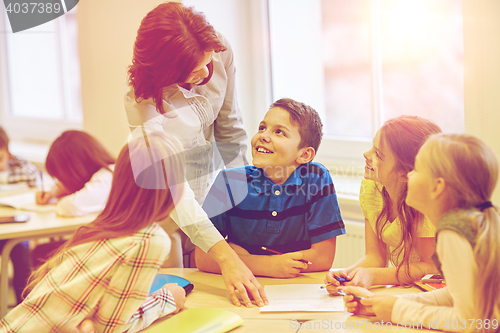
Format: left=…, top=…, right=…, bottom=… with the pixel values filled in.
left=474, top=206, right=500, bottom=333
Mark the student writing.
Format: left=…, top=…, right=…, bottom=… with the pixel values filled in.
left=341, top=133, right=500, bottom=333
left=195, top=98, right=345, bottom=278
left=0, top=131, right=187, bottom=332
left=326, top=116, right=441, bottom=291
left=35, top=130, right=115, bottom=217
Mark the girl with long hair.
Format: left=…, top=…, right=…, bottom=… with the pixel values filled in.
left=341, top=133, right=500, bottom=332
left=326, top=116, right=442, bottom=291
left=125, top=2, right=266, bottom=307
left=36, top=130, right=115, bottom=217
left=1, top=132, right=187, bottom=332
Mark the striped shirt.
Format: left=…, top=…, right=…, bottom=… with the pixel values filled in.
left=0, top=223, right=175, bottom=333
left=203, top=162, right=345, bottom=255
left=5, top=156, right=37, bottom=187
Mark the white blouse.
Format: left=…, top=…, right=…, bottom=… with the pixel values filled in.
left=56, top=165, right=114, bottom=217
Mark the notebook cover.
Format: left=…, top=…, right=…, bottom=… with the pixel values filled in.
left=149, top=274, right=191, bottom=294
left=414, top=281, right=447, bottom=292
left=143, top=308, right=244, bottom=333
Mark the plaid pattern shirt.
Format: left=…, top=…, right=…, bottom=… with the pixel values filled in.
left=0, top=223, right=176, bottom=333
left=6, top=156, right=38, bottom=186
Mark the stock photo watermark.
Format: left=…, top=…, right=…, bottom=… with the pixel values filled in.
left=290, top=319, right=499, bottom=331
left=3, top=0, right=79, bottom=33
left=290, top=319, right=424, bottom=330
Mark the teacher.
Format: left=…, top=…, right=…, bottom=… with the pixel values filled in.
left=124, top=2, right=266, bottom=307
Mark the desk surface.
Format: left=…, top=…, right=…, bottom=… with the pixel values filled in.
left=156, top=268, right=433, bottom=332
left=0, top=187, right=97, bottom=240
left=0, top=207, right=97, bottom=240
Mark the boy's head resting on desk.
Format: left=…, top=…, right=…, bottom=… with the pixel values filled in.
left=0, top=126, right=12, bottom=172
left=251, top=98, right=323, bottom=184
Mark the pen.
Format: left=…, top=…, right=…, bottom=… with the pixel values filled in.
left=261, top=246, right=312, bottom=265
left=320, top=276, right=349, bottom=289
left=336, top=289, right=365, bottom=301
left=40, top=170, right=45, bottom=199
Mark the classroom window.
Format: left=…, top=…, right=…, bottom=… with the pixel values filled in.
left=268, top=0, right=464, bottom=161
left=0, top=8, right=82, bottom=143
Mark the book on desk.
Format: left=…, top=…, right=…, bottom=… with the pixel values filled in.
left=143, top=308, right=244, bottom=333
left=413, top=275, right=446, bottom=291
left=149, top=274, right=194, bottom=295
left=0, top=192, right=55, bottom=213
left=145, top=274, right=243, bottom=332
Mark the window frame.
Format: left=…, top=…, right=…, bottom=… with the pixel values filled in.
left=0, top=8, right=82, bottom=145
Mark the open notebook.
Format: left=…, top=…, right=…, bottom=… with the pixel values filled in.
left=260, top=284, right=344, bottom=312
left=0, top=192, right=55, bottom=213
left=143, top=308, right=244, bottom=333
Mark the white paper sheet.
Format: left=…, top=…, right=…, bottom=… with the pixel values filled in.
left=0, top=192, right=55, bottom=213
left=260, top=284, right=345, bottom=312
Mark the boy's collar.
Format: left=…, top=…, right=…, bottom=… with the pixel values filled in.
left=251, top=165, right=303, bottom=194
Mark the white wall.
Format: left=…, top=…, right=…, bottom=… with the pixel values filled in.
left=463, top=0, right=500, bottom=204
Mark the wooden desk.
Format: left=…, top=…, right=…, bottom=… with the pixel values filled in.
left=157, top=268, right=433, bottom=332
left=0, top=207, right=97, bottom=317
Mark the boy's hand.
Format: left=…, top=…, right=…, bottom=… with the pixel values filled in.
left=268, top=252, right=308, bottom=278
left=324, top=269, right=350, bottom=295
left=162, top=283, right=186, bottom=313
left=338, top=286, right=375, bottom=316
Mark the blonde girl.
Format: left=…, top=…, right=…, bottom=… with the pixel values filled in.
left=1, top=132, right=187, bottom=333
left=342, top=133, right=500, bottom=332
left=326, top=116, right=441, bottom=290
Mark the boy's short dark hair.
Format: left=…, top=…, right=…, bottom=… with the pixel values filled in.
left=270, top=98, right=323, bottom=153
left=0, top=127, right=9, bottom=151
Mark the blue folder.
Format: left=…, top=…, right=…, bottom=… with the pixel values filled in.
left=149, top=274, right=192, bottom=294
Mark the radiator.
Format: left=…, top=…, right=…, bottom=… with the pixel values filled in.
left=332, top=219, right=365, bottom=268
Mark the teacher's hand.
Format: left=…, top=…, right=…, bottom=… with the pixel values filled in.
left=209, top=241, right=268, bottom=308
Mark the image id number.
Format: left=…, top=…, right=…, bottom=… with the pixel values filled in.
left=5, top=2, right=62, bottom=14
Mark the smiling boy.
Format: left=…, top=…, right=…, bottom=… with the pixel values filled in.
left=195, top=98, right=345, bottom=278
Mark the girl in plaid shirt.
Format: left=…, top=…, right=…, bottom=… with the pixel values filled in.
left=1, top=131, right=187, bottom=333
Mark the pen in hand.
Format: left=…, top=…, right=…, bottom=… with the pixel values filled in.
left=336, top=289, right=365, bottom=301
left=39, top=170, right=45, bottom=199
left=320, top=276, right=350, bottom=290
left=261, top=246, right=312, bottom=265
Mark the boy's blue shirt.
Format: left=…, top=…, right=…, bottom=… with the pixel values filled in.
left=203, top=162, right=345, bottom=255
